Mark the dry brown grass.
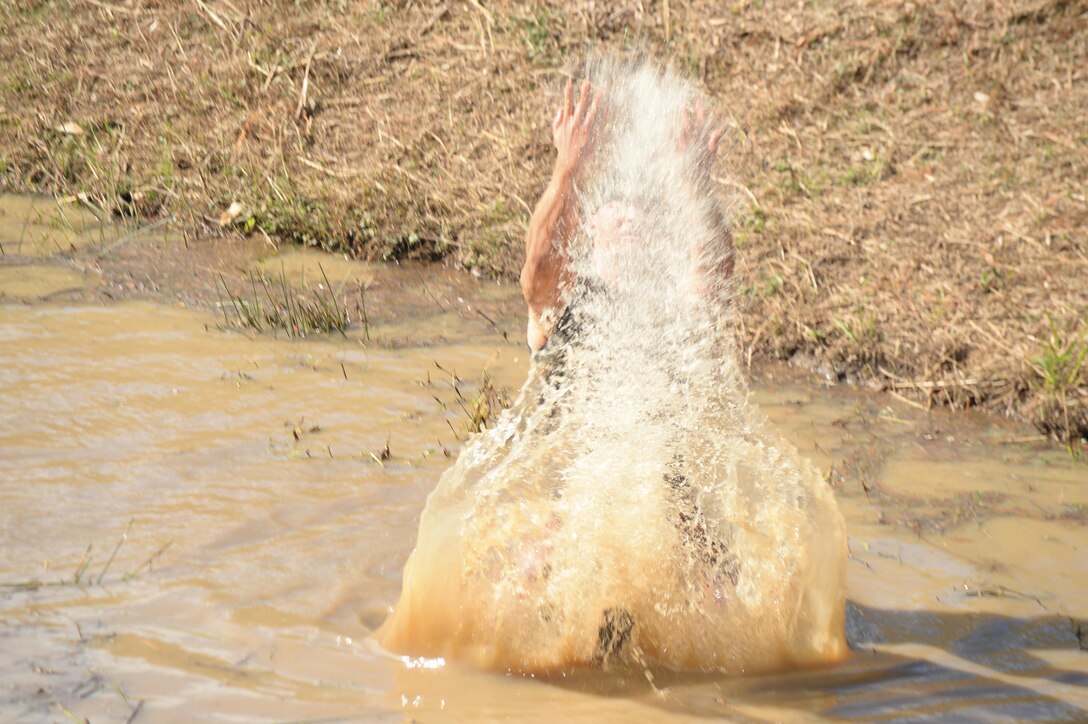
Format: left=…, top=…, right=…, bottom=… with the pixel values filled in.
left=0, top=0, right=1085, bottom=442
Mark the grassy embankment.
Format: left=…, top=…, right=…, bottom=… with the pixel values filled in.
left=0, top=0, right=1085, bottom=442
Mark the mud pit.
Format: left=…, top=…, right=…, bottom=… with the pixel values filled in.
left=1, top=195, right=1087, bottom=721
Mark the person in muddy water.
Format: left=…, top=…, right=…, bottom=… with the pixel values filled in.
left=520, top=78, right=738, bottom=664
left=378, top=61, right=847, bottom=674
left=522, top=78, right=732, bottom=356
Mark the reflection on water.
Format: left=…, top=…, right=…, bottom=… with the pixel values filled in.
left=1, top=299, right=1084, bottom=722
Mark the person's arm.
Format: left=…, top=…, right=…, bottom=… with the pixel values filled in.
left=692, top=202, right=735, bottom=310
left=521, top=166, right=578, bottom=350
left=679, top=102, right=734, bottom=305
left=521, top=79, right=602, bottom=350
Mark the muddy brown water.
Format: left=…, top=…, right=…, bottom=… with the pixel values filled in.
left=1, top=196, right=1086, bottom=722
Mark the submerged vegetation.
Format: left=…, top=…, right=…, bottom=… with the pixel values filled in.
left=428, top=361, right=513, bottom=439
left=0, top=520, right=171, bottom=593
left=461, top=371, right=512, bottom=434
left=0, top=1, right=1085, bottom=440
left=215, top=263, right=359, bottom=338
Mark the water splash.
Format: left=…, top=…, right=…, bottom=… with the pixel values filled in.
left=377, top=57, right=847, bottom=674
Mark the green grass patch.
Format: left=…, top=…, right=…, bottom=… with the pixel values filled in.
left=215, top=262, right=353, bottom=338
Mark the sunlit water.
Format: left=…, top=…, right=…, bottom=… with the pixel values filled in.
left=2, top=179, right=1088, bottom=724
left=1, top=288, right=1085, bottom=720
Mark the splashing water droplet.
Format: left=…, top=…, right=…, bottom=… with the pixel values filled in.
left=377, top=56, right=847, bottom=674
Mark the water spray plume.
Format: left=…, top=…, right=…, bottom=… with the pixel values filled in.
left=378, top=56, right=848, bottom=674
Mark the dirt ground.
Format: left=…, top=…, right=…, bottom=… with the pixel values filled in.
left=0, top=0, right=1085, bottom=441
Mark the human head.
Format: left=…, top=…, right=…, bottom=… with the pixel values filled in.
left=587, top=201, right=640, bottom=287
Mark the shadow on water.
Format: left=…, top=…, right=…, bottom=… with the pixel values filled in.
left=545, top=602, right=1088, bottom=721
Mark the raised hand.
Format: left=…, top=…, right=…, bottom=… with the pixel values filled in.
left=553, top=79, right=603, bottom=180
left=679, top=99, right=724, bottom=178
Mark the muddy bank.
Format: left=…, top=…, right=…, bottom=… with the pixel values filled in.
left=0, top=189, right=1083, bottom=468
left=0, top=194, right=521, bottom=349
left=1, top=1, right=1085, bottom=440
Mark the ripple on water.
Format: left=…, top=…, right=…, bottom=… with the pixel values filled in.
left=1, top=295, right=1086, bottom=721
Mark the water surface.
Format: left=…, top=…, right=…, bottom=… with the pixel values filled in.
left=1, top=197, right=1086, bottom=721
